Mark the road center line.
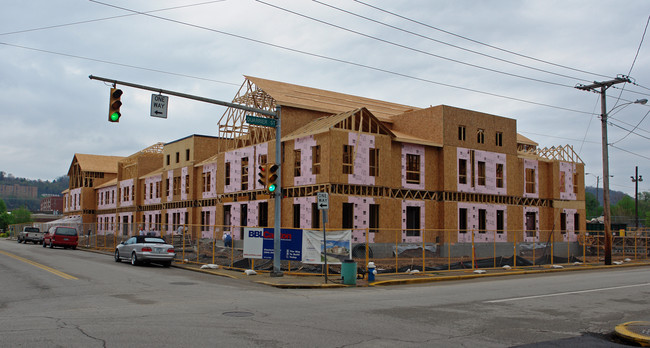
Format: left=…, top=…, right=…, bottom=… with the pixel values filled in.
left=0, top=250, right=78, bottom=280
left=485, top=283, right=650, bottom=303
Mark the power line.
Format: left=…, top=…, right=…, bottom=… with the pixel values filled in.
left=610, top=108, right=650, bottom=144
left=353, top=0, right=615, bottom=80
left=0, top=42, right=240, bottom=86
left=311, top=0, right=592, bottom=84
left=87, top=1, right=596, bottom=116
left=610, top=143, right=650, bottom=160
left=258, top=0, right=576, bottom=89
left=0, top=1, right=226, bottom=36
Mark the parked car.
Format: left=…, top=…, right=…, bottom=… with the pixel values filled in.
left=115, top=236, right=175, bottom=267
left=18, top=226, right=43, bottom=244
left=43, top=226, right=78, bottom=249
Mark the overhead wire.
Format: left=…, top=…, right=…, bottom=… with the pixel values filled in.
left=311, top=0, right=592, bottom=84
left=85, top=0, right=596, bottom=116
left=257, top=0, right=576, bottom=89
left=0, top=42, right=240, bottom=86
left=353, top=0, right=614, bottom=80
left=0, top=0, right=226, bottom=36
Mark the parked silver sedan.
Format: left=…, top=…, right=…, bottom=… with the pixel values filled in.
left=114, top=236, right=175, bottom=267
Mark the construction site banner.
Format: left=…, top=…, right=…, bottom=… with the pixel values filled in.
left=243, top=228, right=302, bottom=260
left=302, top=229, right=352, bottom=265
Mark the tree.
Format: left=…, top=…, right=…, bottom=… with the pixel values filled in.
left=0, top=199, right=6, bottom=214
left=11, top=207, right=32, bottom=224
left=585, top=192, right=602, bottom=219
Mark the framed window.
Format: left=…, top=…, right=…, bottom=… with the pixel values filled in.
left=459, top=159, right=467, bottom=184
left=478, top=209, right=486, bottom=233
left=185, top=174, right=190, bottom=194
left=258, top=202, right=268, bottom=228
left=525, top=211, right=536, bottom=237
left=225, top=162, right=231, bottom=186
left=574, top=213, right=580, bottom=234
left=176, top=152, right=179, bottom=163
left=343, top=145, right=354, bottom=174
left=186, top=149, right=190, bottom=161
left=165, top=178, right=170, bottom=196
left=573, top=172, right=578, bottom=194
left=458, top=125, right=466, bottom=141
left=406, top=154, right=420, bottom=184
left=560, top=171, right=566, bottom=193
left=477, top=129, right=485, bottom=144
left=294, top=150, right=301, bottom=177
left=293, top=204, right=301, bottom=228
left=369, top=148, right=379, bottom=177
left=342, top=203, right=354, bottom=229
left=496, top=163, right=504, bottom=188
left=173, top=177, right=181, bottom=195
left=311, top=203, right=319, bottom=229
left=477, top=161, right=486, bottom=186
left=202, top=172, right=210, bottom=192
left=241, top=157, right=249, bottom=191
left=259, top=154, right=267, bottom=166
left=166, top=154, right=170, bottom=166
left=560, top=212, right=567, bottom=234
left=406, top=206, right=420, bottom=236
left=496, top=210, right=504, bottom=233
left=525, top=168, right=536, bottom=193
left=369, top=204, right=379, bottom=233
left=312, top=146, right=320, bottom=175
left=156, top=181, right=161, bottom=198
left=223, top=205, right=231, bottom=232
left=149, top=183, right=154, bottom=199
left=496, top=132, right=503, bottom=146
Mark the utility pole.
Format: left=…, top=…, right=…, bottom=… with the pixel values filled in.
left=631, top=166, right=643, bottom=229
left=576, top=76, right=630, bottom=265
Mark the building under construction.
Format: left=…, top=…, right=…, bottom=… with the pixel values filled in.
left=63, top=76, right=586, bottom=254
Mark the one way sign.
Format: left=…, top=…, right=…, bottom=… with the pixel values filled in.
left=317, top=192, right=329, bottom=210
left=150, top=94, right=169, bottom=118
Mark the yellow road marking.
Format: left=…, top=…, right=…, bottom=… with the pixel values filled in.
left=0, top=250, right=78, bottom=280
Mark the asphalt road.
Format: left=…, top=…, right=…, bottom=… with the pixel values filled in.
left=1, top=239, right=648, bottom=347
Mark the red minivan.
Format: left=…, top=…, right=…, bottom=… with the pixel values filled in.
left=43, top=226, right=78, bottom=250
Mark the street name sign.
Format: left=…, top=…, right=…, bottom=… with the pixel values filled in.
left=246, top=115, right=276, bottom=128
left=151, top=94, right=169, bottom=118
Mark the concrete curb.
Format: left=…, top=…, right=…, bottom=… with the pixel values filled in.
left=370, top=262, right=650, bottom=286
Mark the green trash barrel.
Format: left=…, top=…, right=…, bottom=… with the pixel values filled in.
left=341, top=259, right=357, bottom=285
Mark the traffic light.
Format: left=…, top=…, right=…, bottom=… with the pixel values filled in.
left=108, top=87, right=123, bottom=122
left=258, top=164, right=268, bottom=189
left=267, top=163, right=279, bottom=193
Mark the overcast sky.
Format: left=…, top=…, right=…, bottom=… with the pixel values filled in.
left=2, top=0, right=650, bottom=196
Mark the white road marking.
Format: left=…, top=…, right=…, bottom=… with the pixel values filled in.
left=485, top=283, right=650, bottom=303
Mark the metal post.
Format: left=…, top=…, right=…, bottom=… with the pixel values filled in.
left=271, top=106, right=283, bottom=277
left=322, top=210, right=327, bottom=283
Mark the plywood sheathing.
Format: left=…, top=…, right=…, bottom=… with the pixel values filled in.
left=245, top=76, right=418, bottom=122
left=217, top=76, right=419, bottom=153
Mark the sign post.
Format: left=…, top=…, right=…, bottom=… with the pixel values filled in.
left=317, top=192, right=329, bottom=283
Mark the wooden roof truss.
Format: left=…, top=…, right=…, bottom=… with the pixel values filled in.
left=217, top=79, right=277, bottom=152
left=519, top=144, right=584, bottom=164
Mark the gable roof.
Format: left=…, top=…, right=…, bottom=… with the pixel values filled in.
left=69, top=154, right=124, bottom=175
left=516, top=133, right=539, bottom=146
left=245, top=76, right=418, bottom=122
left=283, top=107, right=395, bottom=142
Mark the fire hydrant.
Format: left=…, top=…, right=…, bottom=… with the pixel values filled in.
left=367, top=262, right=377, bottom=282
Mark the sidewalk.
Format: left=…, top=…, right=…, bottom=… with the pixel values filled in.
left=172, top=259, right=650, bottom=289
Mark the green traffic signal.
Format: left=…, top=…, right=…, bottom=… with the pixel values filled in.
left=108, top=88, right=123, bottom=123
left=268, top=183, right=277, bottom=192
